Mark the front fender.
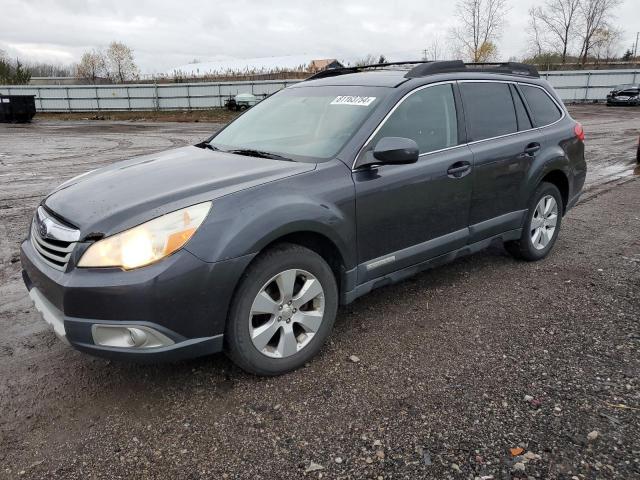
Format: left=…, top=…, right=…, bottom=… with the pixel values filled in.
left=185, top=161, right=357, bottom=268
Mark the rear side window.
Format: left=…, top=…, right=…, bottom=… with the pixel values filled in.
left=510, top=85, right=532, bottom=131
left=520, top=85, right=562, bottom=126
left=460, top=82, right=517, bottom=141
left=372, top=84, right=458, bottom=154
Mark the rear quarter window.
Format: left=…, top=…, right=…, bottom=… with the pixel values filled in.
left=459, top=82, right=518, bottom=141
left=520, top=85, right=562, bottom=126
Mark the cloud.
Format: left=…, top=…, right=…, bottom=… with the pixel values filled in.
left=1, top=0, right=637, bottom=74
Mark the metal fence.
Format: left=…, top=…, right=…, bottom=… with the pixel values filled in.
left=1, top=69, right=639, bottom=112
left=541, top=69, right=640, bottom=102
left=0, top=80, right=299, bottom=112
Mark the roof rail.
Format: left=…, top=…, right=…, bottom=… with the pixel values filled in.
left=304, top=60, right=540, bottom=82
left=304, top=61, right=432, bottom=82
left=463, top=62, right=539, bottom=77
left=404, top=61, right=466, bottom=77
left=405, top=61, right=539, bottom=78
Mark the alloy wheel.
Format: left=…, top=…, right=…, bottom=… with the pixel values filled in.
left=530, top=195, right=558, bottom=250
left=249, top=269, right=325, bottom=358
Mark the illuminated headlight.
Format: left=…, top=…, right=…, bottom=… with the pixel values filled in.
left=78, top=202, right=211, bottom=270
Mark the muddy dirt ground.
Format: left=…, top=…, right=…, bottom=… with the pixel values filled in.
left=36, top=109, right=240, bottom=124
left=0, top=105, right=638, bottom=479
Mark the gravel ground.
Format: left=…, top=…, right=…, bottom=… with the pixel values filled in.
left=0, top=105, right=639, bottom=479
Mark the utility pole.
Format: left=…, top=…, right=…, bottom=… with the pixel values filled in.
left=634, top=32, right=639, bottom=59
left=422, top=49, right=428, bottom=61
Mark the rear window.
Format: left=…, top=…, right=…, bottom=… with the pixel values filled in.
left=520, top=85, right=562, bottom=126
left=460, top=82, right=517, bottom=141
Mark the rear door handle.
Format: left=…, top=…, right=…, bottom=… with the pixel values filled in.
left=523, top=142, right=541, bottom=156
left=447, top=161, right=472, bottom=178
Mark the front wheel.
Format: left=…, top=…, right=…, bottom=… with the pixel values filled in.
left=505, top=182, right=563, bottom=261
left=225, top=243, right=338, bottom=376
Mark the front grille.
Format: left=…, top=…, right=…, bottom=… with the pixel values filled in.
left=30, top=208, right=79, bottom=271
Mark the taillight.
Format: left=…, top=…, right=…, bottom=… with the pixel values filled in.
left=574, top=123, right=585, bottom=142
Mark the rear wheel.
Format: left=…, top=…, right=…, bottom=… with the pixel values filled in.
left=225, top=243, right=338, bottom=376
left=505, top=182, right=563, bottom=261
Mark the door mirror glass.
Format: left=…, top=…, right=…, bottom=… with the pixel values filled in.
left=370, top=137, right=419, bottom=165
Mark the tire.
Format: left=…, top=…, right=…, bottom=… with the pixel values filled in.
left=225, top=243, right=338, bottom=376
left=505, top=182, right=563, bottom=261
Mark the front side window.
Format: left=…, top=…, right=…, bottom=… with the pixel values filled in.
left=460, top=82, right=518, bottom=141
left=520, top=85, right=562, bottom=126
left=210, top=86, right=389, bottom=161
left=371, top=84, right=458, bottom=155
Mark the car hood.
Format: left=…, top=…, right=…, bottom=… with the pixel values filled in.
left=611, top=88, right=639, bottom=96
left=44, top=146, right=316, bottom=237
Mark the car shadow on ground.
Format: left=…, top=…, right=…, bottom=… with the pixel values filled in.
left=75, top=241, right=514, bottom=392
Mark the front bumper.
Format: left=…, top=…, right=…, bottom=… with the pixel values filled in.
left=21, top=238, right=255, bottom=362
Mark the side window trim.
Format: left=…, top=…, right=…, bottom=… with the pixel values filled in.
left=353, top=81, right=465, bottom=169
left=352, top=79, right=566, bottom=170
left=452, top=82, right=469, bottom=145
left=457, top=80, right=566, bottom=147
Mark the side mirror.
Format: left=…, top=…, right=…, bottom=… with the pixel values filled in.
left=361, top=137, right=419, bottom=168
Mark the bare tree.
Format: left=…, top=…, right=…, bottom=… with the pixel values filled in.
left=577, top=0, right=622, bottom=65
left=26, top=61, right=74, bottom=77
left=352, top=54, right=382, bottom=67
left=526, top=8, right=546, bottom=58
left=591, top=26, right=623, bottom=62
left=105, top=41, right=139, bottom=83
left=450, top=0, right=508, bottom=62
left=76, top=50, right=106, bottom=84
left=530, top=0, right=581, bottom=63
left=424, top=34, right=447, bottom=60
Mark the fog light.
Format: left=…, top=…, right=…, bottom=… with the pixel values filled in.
left=91, top=324, right=174, bottom=349
left=128, top=327, right=147, bottom=347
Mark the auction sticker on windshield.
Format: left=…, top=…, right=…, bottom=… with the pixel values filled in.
left=330, top=96, right=376, bottom=106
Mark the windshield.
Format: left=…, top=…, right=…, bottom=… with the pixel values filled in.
left=210, top=86, right=389, bottom=161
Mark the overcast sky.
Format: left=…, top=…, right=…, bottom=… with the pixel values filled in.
left=2, top=0, right=638, bottom=74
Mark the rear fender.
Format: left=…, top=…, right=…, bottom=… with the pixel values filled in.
left=520, top=144, right=571, bottom=210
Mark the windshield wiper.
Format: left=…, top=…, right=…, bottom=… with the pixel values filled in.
left=226, top=149, right=293, bottom=162
left=195, top=141, right=221, bottom=151
left=202, top=142, right=219, bottom=151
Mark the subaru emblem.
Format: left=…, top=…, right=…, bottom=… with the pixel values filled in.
left=38, top=219, right=48, bottom=238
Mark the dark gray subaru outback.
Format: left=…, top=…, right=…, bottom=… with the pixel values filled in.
left=21, top=61, right=586, bottom=375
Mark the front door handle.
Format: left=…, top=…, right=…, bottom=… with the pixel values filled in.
left=447, top=161, right=472, bottom=178
left=523, top=142, right=541, bottom=156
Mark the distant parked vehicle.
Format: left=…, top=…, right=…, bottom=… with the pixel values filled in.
left=225, top=93, right=260, bottom=111
left=0, top=94, right=36, bottom=123
left=606, top=84, right=640, bottom=106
